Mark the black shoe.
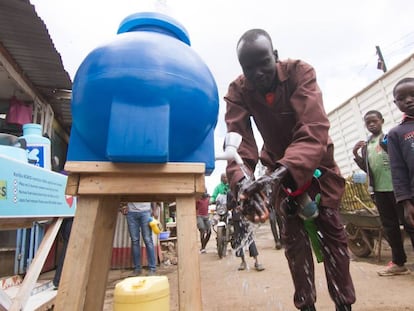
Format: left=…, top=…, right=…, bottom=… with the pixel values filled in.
left=300, top=305, right=316, bottom=311
left=336, top=304, right=351, bottom=311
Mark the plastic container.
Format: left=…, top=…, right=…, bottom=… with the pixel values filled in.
left=296, top=193, right=319, bottom=219
left=352, top=171, right=367, bottom=184
left=67, top=11, right=218, bottom=174
left=20, top=123, right=51, bottom=169
left=114, top=276, right=169, bottom=311
left=159, top=231, right=170, bottom=240
left=148, top=217, right=161, bottom=234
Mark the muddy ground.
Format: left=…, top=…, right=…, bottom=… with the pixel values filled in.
left=103, top=222, right=414, bottom=311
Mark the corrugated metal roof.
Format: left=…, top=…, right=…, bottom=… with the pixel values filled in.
left=0, top=0, right=72, bottom=134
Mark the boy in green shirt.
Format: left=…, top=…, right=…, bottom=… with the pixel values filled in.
left=353, top=110, right=414, bottom=276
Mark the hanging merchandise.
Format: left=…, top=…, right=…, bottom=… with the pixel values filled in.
left=5, top=96, right=33, bottom=126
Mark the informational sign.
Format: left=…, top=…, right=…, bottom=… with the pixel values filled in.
left=0, top=155, right=76, bottom=217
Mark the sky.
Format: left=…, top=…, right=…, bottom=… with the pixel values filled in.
left=30, top=0, right=414, bottom=193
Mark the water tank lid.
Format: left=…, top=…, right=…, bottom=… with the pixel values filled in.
left=117, top=11, right=191, bottom=46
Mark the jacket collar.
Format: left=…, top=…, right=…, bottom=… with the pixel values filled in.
left=402, top=114, right=414, bottom=123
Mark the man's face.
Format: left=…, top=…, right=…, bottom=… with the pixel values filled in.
left=394, top=81, right=414, bottom=116
left=237, top=35, right=276, bottom=94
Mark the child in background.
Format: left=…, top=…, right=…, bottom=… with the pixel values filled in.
left=387, top=77, right=414, bottom=230
left=353, top=110, right=414, bottom=276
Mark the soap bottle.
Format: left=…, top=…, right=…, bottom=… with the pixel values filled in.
left=21, top=123, right=51, bottom=170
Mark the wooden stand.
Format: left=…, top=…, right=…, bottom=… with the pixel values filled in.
left=0, top=217, right=62, bottom=311
left=54, top=162, right=205, bottom=311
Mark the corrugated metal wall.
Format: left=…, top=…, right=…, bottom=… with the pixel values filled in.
left=111, top=212, right=132, bottom=269
left=328, top=53, right=414, bottom=178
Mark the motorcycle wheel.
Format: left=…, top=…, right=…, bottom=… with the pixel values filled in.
left=269, top=209, right=282, bottom=249
left=345, top=223, right=373, bottom=258
left=217, top=226, right=227, bottom=259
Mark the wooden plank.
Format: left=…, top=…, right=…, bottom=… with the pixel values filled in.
left=176, top=195, right=202, bottom=311
left=83, top=196, right=119, bottom=311
left=65, top=161, right=205, bottom=174
left=27, top=289, right=56, bottom=311
left=0, top=288, right=12, bottom=311
left=65, top=173, right=80, bottom=196
left=9, top=218, right=63, bottom=311
left=194, top=174, right=206, bottom=194
left=120, top=195, right=177, bottom=202
left=0, top=218, right=53, bottom=230
left=54, top=197, right=102, bottom=311
left=77, top=175, right=198, bottom=195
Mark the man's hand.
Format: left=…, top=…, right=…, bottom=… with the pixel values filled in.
left=120, top=204, right=128, bottom=215
left=241, top=166, right=287, bottom=196
left=237, top=166, right=287, bottom=223
left=239, top=190, right=269, bottom=223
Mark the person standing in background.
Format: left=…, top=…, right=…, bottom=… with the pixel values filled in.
left=196, top=192, right=211, bottom=253
left=227, top=191, right=265, bottom=272
left=210, top=173, right=230, bottom=204
left=353, top=110, right=414, bottom=276
left=121, top=202, right=157, bottom=276
left=387, top=77, right=414, bottom=230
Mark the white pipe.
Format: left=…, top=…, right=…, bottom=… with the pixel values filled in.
left=215, top=132, right=243, bottom=164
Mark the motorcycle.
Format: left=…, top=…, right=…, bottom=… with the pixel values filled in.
left=212, top=193, right=234, bottom=259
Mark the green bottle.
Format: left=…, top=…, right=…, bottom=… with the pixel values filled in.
left=304, top=212, right=324, bottom=263
left=301, top=169, right=324, bottom=263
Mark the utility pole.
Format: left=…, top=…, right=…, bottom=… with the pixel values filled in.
left=376, top=45, right=387, bottom=73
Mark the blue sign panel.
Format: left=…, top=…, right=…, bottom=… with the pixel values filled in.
left=0, top=155, right=76, bottom=218
left=26, top=145, right=45, bottom=168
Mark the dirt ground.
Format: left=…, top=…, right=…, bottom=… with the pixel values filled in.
left=103, top=222, right=414, bottom=311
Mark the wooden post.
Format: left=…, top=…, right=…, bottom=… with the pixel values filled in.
left=54, top=162, right=205, bottom=311
left=54, top=196, right=119, bottom=311
left=9, top=218, right=63, bottom=311
left=176, top=195, right=202, bottom=310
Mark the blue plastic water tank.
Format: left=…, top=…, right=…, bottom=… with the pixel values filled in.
left=67, top=12, right=218, bottom=174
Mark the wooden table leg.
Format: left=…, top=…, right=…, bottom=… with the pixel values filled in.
left=54, top=196, right=119, bottom=311
left=9, top=218, right=63, bottom=311
left=176, top=195, right=202, bottom=311
left=84, top=196, right=119, bottom=310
